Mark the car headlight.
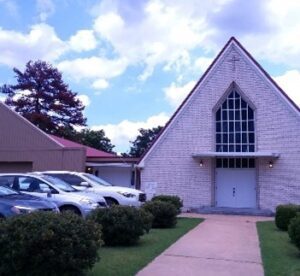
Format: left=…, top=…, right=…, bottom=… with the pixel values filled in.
left=11, top=206, right=35, bottom=214
left=79, top=198, right=98, bottom=208
left=117, top=191, right=136, bottom=198
left=79, top=198, right=94, bottom=205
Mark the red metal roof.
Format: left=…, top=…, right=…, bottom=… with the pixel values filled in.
left=50, top=135, right=116, bottom=158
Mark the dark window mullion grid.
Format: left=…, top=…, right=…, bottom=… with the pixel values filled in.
left=215, top=90, right=255, bottom=168
left=233, top=94, right=236, bottom=152
left=216, top=158, right=255, bottom=168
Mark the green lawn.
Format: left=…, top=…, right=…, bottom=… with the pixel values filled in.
left=257, top=221, right=300, bottom=276
left=89, top=217, right=203, bottom=276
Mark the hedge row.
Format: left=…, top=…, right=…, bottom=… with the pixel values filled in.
left=88, top=206, right=152, bottom=246
left=142, top=200, right=177, bottom=228
left=288, top=214, right=300, bottom=251
left=275, top=204, right=300, bottom=252
left=0, top=194, right=183, bottom=275
left=88, top=195, right=182, bottom=245
left=275, top=204, right=300, bottom=231
left=0, top=212, right=102, bottom=276
left=152, top=195, right=183, bottom=215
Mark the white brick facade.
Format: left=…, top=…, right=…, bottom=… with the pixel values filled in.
left=139, top=38, right=300, bottom=212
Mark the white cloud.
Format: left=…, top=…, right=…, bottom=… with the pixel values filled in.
left=57, top=56, right=128, bottom=82
left=36, top=0, right=55, bottom=22
left=91, top=113, right=169, bottom=152
left=228, top=1, right=300, bottom=68
left=92, top=79, right=109, bottom=90
left=194, top=57, right=213, bottom=73
left=273, top=70, right=300, bottom=107
left=76, top=94, right=91, bottom=107
left=164, top=80, right=196, bottom=108
left=90, top=0, right=300, bottom=80
left=69, top=30, right=97, bottom=52
left=93, top=0, right=215, bottom=80
left=0, top=23, right=66, bottom=68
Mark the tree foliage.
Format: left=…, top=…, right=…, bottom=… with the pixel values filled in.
left=126, top=126, right=163, bottom=157
left=0, top=60, right=86, bottom=137
left=75, top=128, right=115, bottom=153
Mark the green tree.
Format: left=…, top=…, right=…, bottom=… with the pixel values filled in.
left=76, top=128, right=115, bottom=153
left=0, top=60, right=86, bottom=137
left=126, top=126, right=163, bottom=157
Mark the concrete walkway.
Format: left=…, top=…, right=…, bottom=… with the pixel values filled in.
left=137, top=214, right=273, bottom=276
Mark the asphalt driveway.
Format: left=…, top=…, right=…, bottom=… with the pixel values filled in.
left=137, top=214, right=273, bottom=276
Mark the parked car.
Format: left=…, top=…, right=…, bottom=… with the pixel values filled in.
left=40, top=171, right=147, bottom=206
left=0, top=185, right=59, bottom=218
left=0, top=173, right=107, bottom=217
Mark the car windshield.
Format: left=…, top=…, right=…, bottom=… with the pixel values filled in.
left=0, top=185, right=19, bottom=196
left=39, top=175, right=78, bottom=192
left=82, top=173, right=112, bottom=186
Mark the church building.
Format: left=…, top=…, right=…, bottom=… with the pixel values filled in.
left=138, top=37, right=300, bottom=212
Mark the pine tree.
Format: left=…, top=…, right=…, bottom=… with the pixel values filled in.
left=1, top=60, right=86, bottom=137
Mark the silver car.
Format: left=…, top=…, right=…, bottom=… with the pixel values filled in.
left=0, top=173, right=107, bottom=217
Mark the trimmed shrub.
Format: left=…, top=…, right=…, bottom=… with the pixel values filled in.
left=88, top=206, right=150, bottom=246
left=142, top=201, right=177, bottom=228
left=0, top=211, right=102, bottom=276
left=152, top=195, right=183, bottom=214
left=275, top=204, right=300, bottom=231
left=288, top=213, right=300, bottom=251
left=140, top=209, right=154, bottom=233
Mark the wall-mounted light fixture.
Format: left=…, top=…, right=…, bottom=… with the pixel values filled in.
left=199, top=160, right=203, bottom=167
left=269, top=161, right=273, bottom=168
left=86, top=166, right=93, bottom=173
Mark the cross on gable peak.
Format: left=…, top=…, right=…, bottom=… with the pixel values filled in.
left=228, top=54, right=240, bottom=71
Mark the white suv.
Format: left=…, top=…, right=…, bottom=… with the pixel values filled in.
left=41, top=171, right=146, bottom=207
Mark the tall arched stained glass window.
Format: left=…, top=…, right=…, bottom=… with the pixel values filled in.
left=216, top=90, right=255, bottom=153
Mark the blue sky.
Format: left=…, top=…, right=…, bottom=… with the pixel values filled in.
left=0, top=0, right=299, bottom=152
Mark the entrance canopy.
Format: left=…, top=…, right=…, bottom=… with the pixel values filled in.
left=192, top=151, right=280, bottom=159
left=86, top=162, right=133, bottom=168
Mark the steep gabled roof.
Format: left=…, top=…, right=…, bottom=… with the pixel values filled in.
left=138, top=36, right=300, bottom=167
left=50, top=135, right=116, bottom=158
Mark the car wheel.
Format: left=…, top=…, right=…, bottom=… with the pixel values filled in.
left=105, top=198, right=119, bottom=207
left=60, top=206, right=81, bottom=216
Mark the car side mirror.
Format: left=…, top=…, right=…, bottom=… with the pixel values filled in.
left=80, top=181, right=90, bottom=187
left=47, top=191, right=52, bottom=198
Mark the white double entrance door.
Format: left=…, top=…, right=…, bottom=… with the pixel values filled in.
left=216, top=168, right=256, bottom=208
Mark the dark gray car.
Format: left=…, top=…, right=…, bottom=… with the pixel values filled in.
left=0, top=185, right=59, bottom=218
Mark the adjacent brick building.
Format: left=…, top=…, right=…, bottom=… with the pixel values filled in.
left=138, top=37, right=300, bottom=212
